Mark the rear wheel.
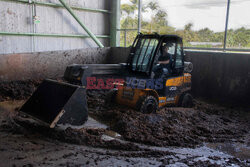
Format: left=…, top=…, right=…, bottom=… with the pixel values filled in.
left=178, top=93, right=193, bottom=108
left=140, top=96, right=158, bottom=114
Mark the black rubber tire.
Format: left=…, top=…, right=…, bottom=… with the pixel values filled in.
left=179, top=93, right=193, bottom=108
left=140, top=96, right=158, bottom=114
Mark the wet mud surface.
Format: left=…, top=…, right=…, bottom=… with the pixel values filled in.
left=0, top=80, right=41, bottom=102
left=88, top=91, right=249, bottom=148
left=0, top=107, right=142, bottom=152
left=0, top=88, right=249, bottom=166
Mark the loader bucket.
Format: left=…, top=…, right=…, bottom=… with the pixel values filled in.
left=19, top=79, right=88, bottom=128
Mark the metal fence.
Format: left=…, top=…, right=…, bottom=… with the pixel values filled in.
left=117, top=29, right=137, bottom=47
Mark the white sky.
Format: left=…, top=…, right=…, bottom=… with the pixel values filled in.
left=121, top=0, right=250, bottom=32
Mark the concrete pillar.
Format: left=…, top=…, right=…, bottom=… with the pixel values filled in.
left=110, top=0, right=120, bottom=47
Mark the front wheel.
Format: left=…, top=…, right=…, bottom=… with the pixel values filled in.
left=140, top=96, right=158, bottom=114
left=178, top=93, right=193, bottom=108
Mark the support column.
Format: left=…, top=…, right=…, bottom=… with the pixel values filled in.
left=138, top=0, right=142, bottom=33
left=110, top=0, right=120, bottom=47
left=223, top=0, right=231, bottom=50
left=58, top=0, right=104, bottom=48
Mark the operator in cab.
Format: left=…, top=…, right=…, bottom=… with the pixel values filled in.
left=153, top=42, right=173, bottom=78
left=158, top=43, right=173, bottom=72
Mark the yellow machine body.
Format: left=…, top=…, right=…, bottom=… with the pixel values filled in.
left=116, top=73, right=191, bottom=109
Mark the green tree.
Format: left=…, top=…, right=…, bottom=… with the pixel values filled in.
left=155, top=10, right=168, bottom=26
left=147, top=2, right=159, bottom=11
left=121, top=4, right=137, bottom=28
left=129, top=0, right=138, bottom=5
left=184, top=23, right=198, bottom=42
left=146, top=2, right=159, bottom=32
left=232, top=27, right=250, bottom=47
left=197, top=28, right=214, bottom=42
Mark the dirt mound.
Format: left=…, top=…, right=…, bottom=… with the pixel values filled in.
left=0, top=80, right=41, bottom=102
left=88, top=91, right=249, bottom=147
left=112, top=108, right=247, bottom=147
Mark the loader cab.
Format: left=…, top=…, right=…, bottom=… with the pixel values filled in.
left=128, top=34, right=184, bottom=78
left=128, top=34, right=160, bottom=77
left=153, top=36, right=184, bottom=77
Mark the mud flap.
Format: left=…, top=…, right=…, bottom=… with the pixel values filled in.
left=19, top=79, right=88, bottom=128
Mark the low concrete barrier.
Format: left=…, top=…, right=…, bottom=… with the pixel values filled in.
left=186, top=51, right=250, bottom=106
left=0, top=48, right=110, bottom=81
left=107, top=47, right=131, bottom=64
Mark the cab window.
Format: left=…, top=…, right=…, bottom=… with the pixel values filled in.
left=132, top=38, right=159, bottom=73
left=175, top=43, right=184, bottom=69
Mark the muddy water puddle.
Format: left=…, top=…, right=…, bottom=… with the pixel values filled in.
left=0, top=100, right=24, bottom=112
left=206, top=142, right=250, bottom=160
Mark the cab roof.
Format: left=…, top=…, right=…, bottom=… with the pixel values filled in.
left=137, top=33, right=183, bottom=41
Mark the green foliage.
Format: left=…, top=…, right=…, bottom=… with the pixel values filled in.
left=120, top=1, right=250, bottom=49
left=154, top=10, right=168, bottom=26
left=146, top=2, right=159, bottom=11
left=129, top=0, right=138, bottom=5
left=121, top=4, right=136, bottom=16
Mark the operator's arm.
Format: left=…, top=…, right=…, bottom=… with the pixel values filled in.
left=158, top=60, right=169, bottom=64
left=158, top=53, right=170, bottom=64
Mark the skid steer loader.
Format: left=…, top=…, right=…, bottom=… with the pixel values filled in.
left=19, top=33, right=193, bottom=128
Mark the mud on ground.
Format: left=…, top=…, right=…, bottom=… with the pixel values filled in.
left=88, top=90, right=249, bottom=148
left=0, top=87, right=249, bottom=166
left=0, top=80, right=41, bottom=102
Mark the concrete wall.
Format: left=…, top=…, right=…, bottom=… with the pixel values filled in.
left=0, top=0, right=111, bottom=54
left=0, top=47, right=130, bottom=81
left=0, top=47, right=110, bottom=81
left=186, top=51, right=250, bottom=106
left=106, top=47, right=131, bottom=64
